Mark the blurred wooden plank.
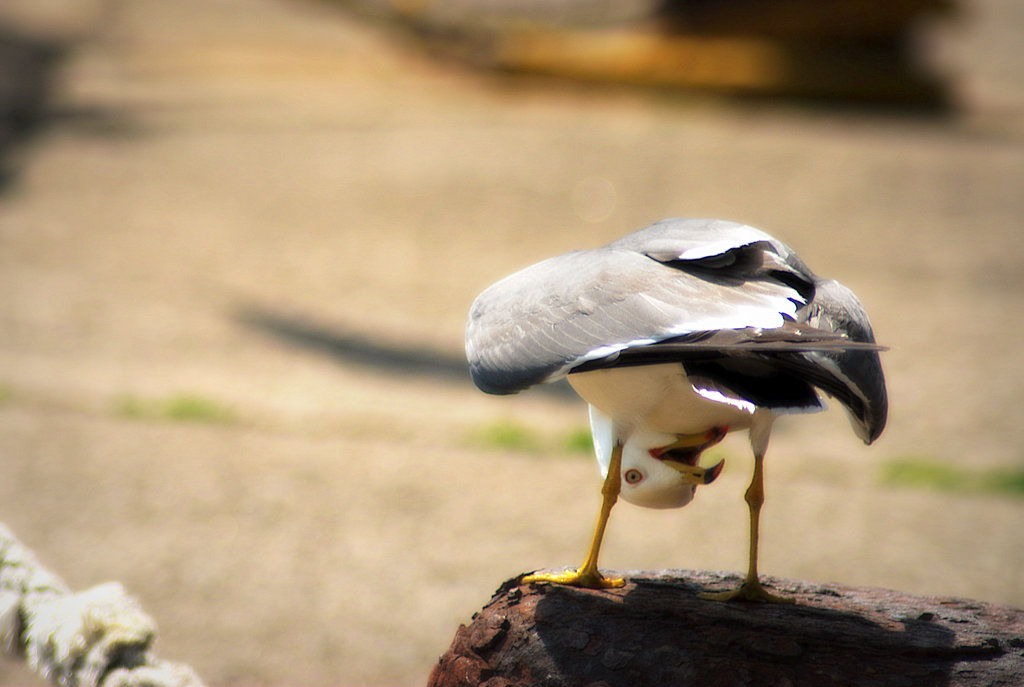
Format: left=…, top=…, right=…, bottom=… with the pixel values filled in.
left=658, top=0, right=956, bottom=38
left=351, top=0, right=956, bottom=104
left=462, top=26, right=948, bottom=104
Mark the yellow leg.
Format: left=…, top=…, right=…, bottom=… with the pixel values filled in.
left=522, top=443, right=625, bottom=589
left=700, top=451, right=793, bottom=603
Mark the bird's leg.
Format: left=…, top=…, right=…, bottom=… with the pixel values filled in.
left=521, top=443, right=625, bottom=589
left=700, top=450, right=793, bottom=603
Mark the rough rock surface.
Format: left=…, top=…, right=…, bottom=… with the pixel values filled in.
left=429, top=570, right=1024, bottom=687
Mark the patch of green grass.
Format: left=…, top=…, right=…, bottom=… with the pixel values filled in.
left=977, top=468, right=1024, bottom=496
left=469, top=420, right=543, bottom=453
left=161, top=395, right=236, bottom=423
left=467, top=421, right=597, bottom=455
left=880, top=457, right=1024, bottom=498
left=0, top=385, right=12, bottom=406
left=562, top=427, right=595, bottom=454
left=112, top=393, right=237, bottom=425
left=880, top=459, right=962, bottom=491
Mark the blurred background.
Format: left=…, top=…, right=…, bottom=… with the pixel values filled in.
left=0, top=0, right=1021, bottom=684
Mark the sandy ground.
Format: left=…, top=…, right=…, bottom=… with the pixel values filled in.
left=0, top=0, right=1022, bottom=684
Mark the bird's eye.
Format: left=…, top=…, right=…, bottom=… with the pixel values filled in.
left=624, top=469, right=643, bottom=484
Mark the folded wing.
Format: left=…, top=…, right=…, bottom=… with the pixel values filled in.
left=466, top=218, right=887, bottom=443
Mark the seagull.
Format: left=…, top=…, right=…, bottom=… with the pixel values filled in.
left=465, top=218, right=888, bottom=601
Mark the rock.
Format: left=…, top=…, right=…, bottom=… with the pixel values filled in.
left=429, top=570, right=1024, bottom=687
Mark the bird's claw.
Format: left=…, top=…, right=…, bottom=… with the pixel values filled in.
left=521, top=568, right=625, bottom=589
left=699, top=579, right=794, bottom=603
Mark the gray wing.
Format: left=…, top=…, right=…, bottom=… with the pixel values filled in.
left=466, top=218, right=887, bottom=442
left=466, top=219, right=815, bottom=392
left=789, top=278, right=888, bottom=443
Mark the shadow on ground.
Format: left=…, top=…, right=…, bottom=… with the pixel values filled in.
left=0, top=19, right=141, bottom=193
left=235, top=303, right=578, bottom=400
left=0, top=24, right=67, bottom=190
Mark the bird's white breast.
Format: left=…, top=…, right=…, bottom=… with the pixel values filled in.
left=568, top=363, right=755, bottom=436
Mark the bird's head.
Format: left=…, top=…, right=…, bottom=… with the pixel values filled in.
left=616, top=428, right=726, bottom=509
left=588, top=407, right=726, bottom=509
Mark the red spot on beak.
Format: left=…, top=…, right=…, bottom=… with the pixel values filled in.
left=708, top=426, right=728, bottom=444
